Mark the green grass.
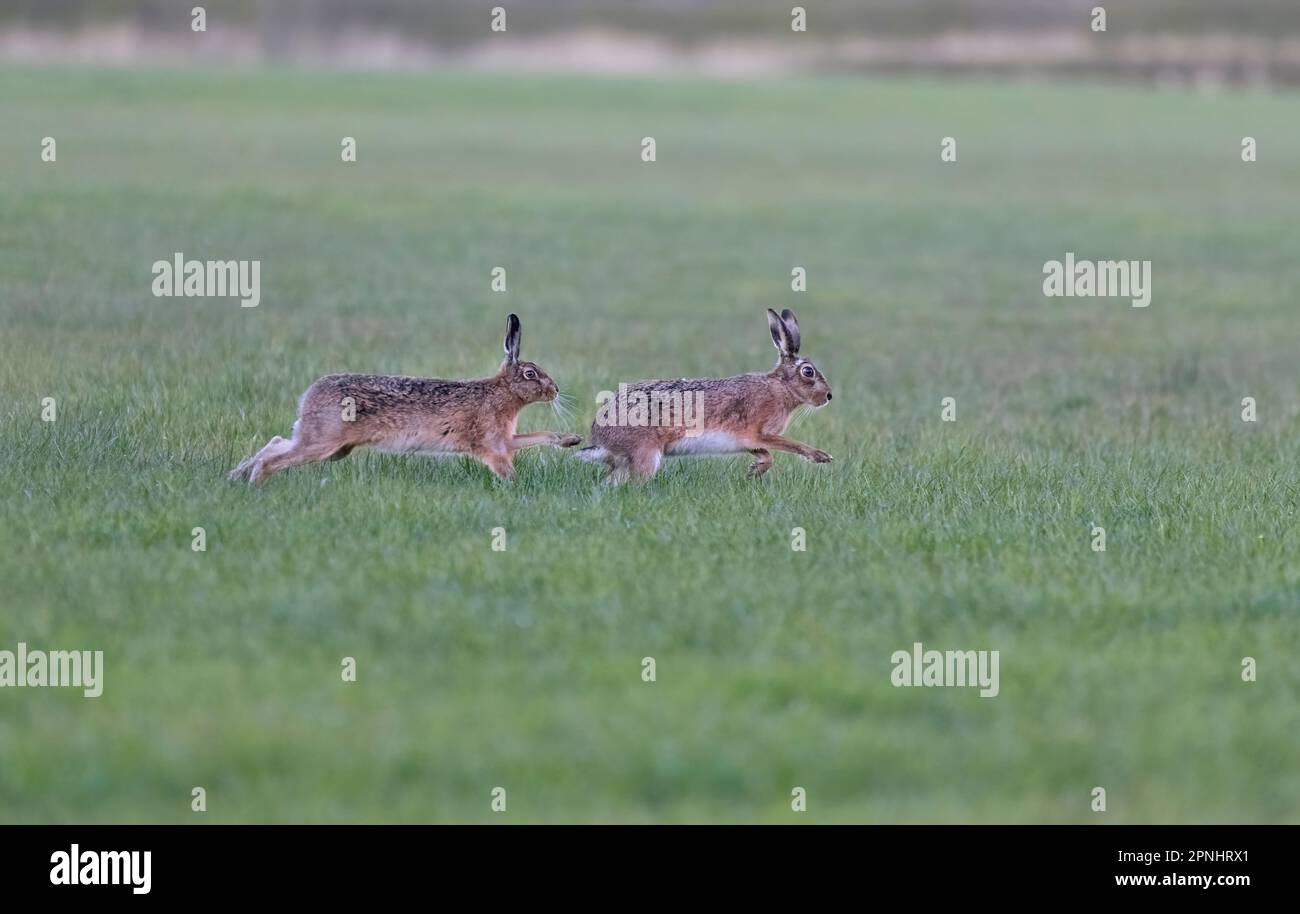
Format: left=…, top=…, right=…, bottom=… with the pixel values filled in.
left=1, top=65, right=1298, bottom=823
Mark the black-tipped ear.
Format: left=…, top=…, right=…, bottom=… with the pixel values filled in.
left=780, top=308, right=801, bottom=354
left=503, top=313, right=521, bottom=363
left=767, top=308, right=793, bottom=359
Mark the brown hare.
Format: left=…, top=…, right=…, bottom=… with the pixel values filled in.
left=229, top=314, right=580, bottom=484
left=577, top=308, right=832, bottom=482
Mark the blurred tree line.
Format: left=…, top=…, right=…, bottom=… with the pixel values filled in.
left=5, top=0, right=1299, bottom=45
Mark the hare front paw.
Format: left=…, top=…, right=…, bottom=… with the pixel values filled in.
left=557, top=434, right=582, bottom=448
left=808, top=449, right=833, bottom=463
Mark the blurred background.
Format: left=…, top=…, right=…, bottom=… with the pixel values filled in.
left=4, top=0, right=1300, bottom=85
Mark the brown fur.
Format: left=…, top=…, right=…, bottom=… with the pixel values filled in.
left=580, top=309, right=832, bottom=482
left=229, top=314, right=580, bottom=484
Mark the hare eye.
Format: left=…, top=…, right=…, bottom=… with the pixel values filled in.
left=523, top=369, right=537, bottom=380
left=800, top=365, right=815, bottom=379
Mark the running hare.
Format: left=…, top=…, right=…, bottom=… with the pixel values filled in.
left=230, top=314, right=580, bottom=483
left=577, top=309, right=832, bottom=481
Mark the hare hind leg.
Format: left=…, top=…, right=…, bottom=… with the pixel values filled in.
left=229, top=434, right=294, bottom=482
left=248, top=433, right=342, bottom=483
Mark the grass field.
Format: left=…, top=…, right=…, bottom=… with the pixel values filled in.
left=1, top=65, right=1298, bottom=823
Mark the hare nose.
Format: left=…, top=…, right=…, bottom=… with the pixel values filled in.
left=826, top=392, right=833, bottom=401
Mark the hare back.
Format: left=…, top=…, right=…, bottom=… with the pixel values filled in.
left=589, top=374, right=792, bottom=452
left=297, top=373, right=504, bottom=452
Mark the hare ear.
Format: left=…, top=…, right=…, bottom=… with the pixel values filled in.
left=503, top=313, right=521, bottom=363
left=767, top=309, right=793, bottom=359
left=780, top=308, right=801, bottom=355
